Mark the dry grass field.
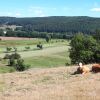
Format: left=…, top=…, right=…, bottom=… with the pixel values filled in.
left=0, top=65, right=100, bottom=100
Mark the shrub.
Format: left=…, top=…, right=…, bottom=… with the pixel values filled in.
left=15, top=59, right=30, bottom=71
left=6, top=47, right=12, bottom=52
left=69, top=33, right=98, bottom=64
left=93, top=44, right=100, bottom=63
left=25, top=46, right=30, bottom=51
left=10, top=53, right=21, bottom=59
left=3, top=54, right=10, bottom=59
left=37, top=43, right=43, bottom=49
left=8, top=58, right=15, bottom=66
left=5, top=53, right=21, bottom=66
left=45, top=34, right=51, bottom=43
left=65, top=62, right=71, bottom=66
left=13, top=47, right=17, bottom=52
left=4, top=53, right=30, bottom=71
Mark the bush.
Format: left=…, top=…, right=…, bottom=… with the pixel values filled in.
left=3, top=54, right=10, bottom=59
left=25, top=46, right=30, bottom=51
left=15, top=59, right=30, bottom=71
left=10, top=53, right=21, bottom=59
left=37, top=43, right=43, bottom=49
left=45, top=34, right=51, bottom=43
left=8, top=58, right=15, bottom=66
left=69, top=33, right=98, bottom=64
left=93, top=44, right=100, bottom=63
left=65, top=62, right=71, bottom=66
left=13, top=47, right=17, bottom=52
left=4, top=53, right=30, bottom=71
left=6, top=47, right=12, bottom=52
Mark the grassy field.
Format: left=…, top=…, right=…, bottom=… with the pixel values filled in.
left=0, top=39, right=69, bottom=53
left=0, top=66, right=100, bottom=100
left=0, top=38, right=70, bottom=73
left=0, top=38, right=99, bottom=100
left=24, top=51, right=70, bottom=68
left=0, top=66, right=15, bottom=73
left=0, top=38, right=68, bottom=46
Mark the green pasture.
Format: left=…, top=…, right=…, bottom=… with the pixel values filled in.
left=0, top=38, right=68, bottom=46
left=0, top=39, right=69, bottom=53
left=24, top=51, right=70, bottom=68
left=0, top=66, right=15, bottom=73
left=0, top=39, right=70, bottom=73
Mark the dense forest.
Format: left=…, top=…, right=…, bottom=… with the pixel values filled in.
left=0, top=16, right=100, bottom=38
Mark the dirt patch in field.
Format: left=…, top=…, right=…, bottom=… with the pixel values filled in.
left=0, top=36, right=33, bottom=40
left=0, top=66, right=100, bottom=100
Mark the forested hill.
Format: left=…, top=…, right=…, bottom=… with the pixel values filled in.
left=0, top=16, right=100, bottom=34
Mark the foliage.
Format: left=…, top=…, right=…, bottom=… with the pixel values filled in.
left=3, top=54, right=10, bottom=59
left=4, top=52, right=30, bottom=71
left=93, top=43, right=100, bottom=63
left=6, top=47, right=12, bottom=52
left=15, top=59, right=30, bottom=71
left=10, top=53, right=21, bottom=59
left=25, top=46, right=30, bottom=51
left=1, top=16, right=100, bottom=39
left=45, top=34, right=51, bottom=42
left=7, top=53, right=21, bottom=66
left=0, top=16, right=100, bottom=33
left=37, top=43, right=43, bottom=49
left=8, top=58, right=15, bottom=66
left=94, top=29, right=100, bottom=42
left=69, top=33, right=99, bottom=64
left=13, top=47, right=17, bottom=52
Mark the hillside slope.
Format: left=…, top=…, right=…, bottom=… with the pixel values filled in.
left=0, top=16, right=100, bottom=33
left=0, top=66, right=100, bottom=100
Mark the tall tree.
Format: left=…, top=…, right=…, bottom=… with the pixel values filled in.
left=94, top=29, right=100, bottom=42
left=69, top=33, right=98, bottom=64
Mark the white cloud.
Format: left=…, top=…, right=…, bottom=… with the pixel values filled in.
left=7, top=12, right=13, bottom=16
left=28, top=6, right=46, bottom=17
left=15, top=13, right=21, bottom=17
left=28, top=6, right=60, bottom=17
left=90, top=8, right=100, bottom=12
left=34, top=9, right=45, bottom=17
left=0, top=11, right=22, bottom=17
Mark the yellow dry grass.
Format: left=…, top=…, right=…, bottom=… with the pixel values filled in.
left=0, top=66, right=100, bottom=100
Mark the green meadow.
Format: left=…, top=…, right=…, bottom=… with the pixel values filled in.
left=0, top=39, right=70, bottom=73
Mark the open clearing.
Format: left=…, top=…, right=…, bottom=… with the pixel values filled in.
left=0, top=66, right=100, bottom=100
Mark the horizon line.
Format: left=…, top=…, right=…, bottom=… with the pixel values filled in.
left=0, top=15, right=100, bottom=18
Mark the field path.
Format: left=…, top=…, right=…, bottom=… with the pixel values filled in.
left=0, top=46, right=69, bottom=58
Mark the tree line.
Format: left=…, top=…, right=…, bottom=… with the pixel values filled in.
left=0, top=16, right=100, bottom=35
left=0, top=29, right=72, bottom=39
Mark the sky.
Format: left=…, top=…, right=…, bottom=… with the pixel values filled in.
left=0, top=0, right=100, bottom=17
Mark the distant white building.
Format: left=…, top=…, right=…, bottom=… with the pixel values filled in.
left=0, top=25, right=22, bottom=31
